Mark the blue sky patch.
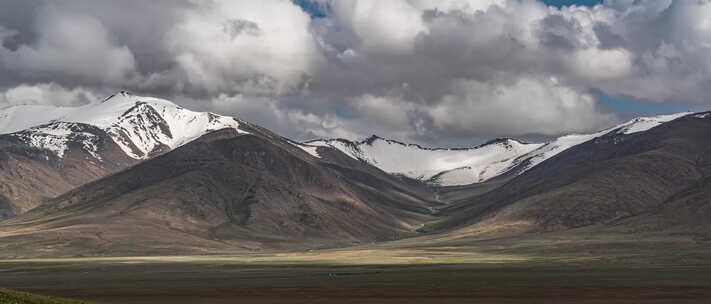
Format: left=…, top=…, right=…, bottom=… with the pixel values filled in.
left=294, top=0, right=327, bottom=18
left=596, top=92, right=705, bottom=120
left=542, top=0, right=603, bottom=7
left=294, top=1, right=605, bottom=19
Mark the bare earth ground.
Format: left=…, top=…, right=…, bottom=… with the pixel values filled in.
left=2, top=234, right=711, bottom=304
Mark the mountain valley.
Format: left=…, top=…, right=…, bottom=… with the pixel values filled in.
left=0, top=92, right=709, bottom=261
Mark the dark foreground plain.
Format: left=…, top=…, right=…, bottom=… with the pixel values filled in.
left=3, top=263, right=710, bottom=304
left=2, top=236, right=711, bottom=304
left=0, top=288, right=88, bottom=304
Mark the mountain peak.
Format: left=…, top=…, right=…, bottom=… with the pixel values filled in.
left=302, top=133, right=543, bottom=185
left=2, top=93, right=246, bottom=160
left=478, top=137, right=517, bottom=147
left=101, top=90, right=138, bottom=103
left=614, top=112, right=691, bottom=135
left=363, top=134, right=383, bottom=145
left=300, top=111, right=698, bottom=186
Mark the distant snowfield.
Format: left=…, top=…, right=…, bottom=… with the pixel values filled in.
left=0, top=91, right=697, bottom=186
left=304, top=137, right=542, bottom=185
left=0, top=104, right=75, bottom=134
left=615, top=113, right=691, bottom=135
left=299, top=112, right=694, bottom=186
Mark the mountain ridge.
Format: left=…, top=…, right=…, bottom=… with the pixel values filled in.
left=0, top=91, right=247, bottom=159
left=300, top=112, right=691, bottom=186
left=427, top=112, right=711, bottom=237
left=0, top=127, right=437, bottom=257
left=1, top=91, right=695, bottom=187
left=0, top=92, right=248, bottom=219
left=1, top=92, right=710, bottom=258
left=0, top=91, right=699, bottom=220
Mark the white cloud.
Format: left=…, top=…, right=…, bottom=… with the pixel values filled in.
left=410, top=0, right=504, bottom=13
left=0, top=83, right=97, bottom=107
left=328, top=0, right=427, bottom=53
left=205, top=92, right=362, bottom=141
left=352, top=94, right=415, bottom=128
left=428, top=77, right=615, bottom=136
left=576, top=0, right=711, bottom=103
left=567, top=47, right=633, bottom=81
left=165, top=0, right=321, bottom=96
left=0, top=4, right=137, bottom=85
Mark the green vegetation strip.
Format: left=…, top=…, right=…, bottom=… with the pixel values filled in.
left=0, top=289, right=89, bottom=304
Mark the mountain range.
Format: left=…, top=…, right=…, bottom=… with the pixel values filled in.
left=0, top=92, right=709, bottom=258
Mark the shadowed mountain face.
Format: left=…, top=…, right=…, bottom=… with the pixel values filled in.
left=617, top=176, right=711, bottom=238
left=0, top=123, right=137, bottom=218
left=433, top=113, right=711, bottom=236
left=0, top=126, right=436, bottom=258
left=0, top=92, right=250, bottom=220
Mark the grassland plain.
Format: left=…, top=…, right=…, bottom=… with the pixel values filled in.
left=0, top=288, right=89, bottom=304
left=2, top=236, right=711, bottom=304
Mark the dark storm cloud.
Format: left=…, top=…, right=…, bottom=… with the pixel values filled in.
left=0, top=0, right=190, bottom=92
left=1, top=0, right=711, bottom=147
left=592, top=23, right=626, bottom=49
left=538, top=14, right=584, bottom=50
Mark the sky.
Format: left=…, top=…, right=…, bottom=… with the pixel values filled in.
left=542, top=0, right=602, bottom=7
left=1, top=0, right=710, bottom=147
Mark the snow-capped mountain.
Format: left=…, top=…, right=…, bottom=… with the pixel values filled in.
left=0, top=90, right=695, bottom=187
left=0, top=104, right=75, bottom=135
left=511, top=112, right=691, bottom=173
left=299, top=112, right=692, bottom=186
left=0, top=91, right=247, bottom=160
left=302, top=136, right=543, bottom=186
left=8, top=122, right=106, bottom=159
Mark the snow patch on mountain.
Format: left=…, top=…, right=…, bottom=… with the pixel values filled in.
left=9, top=122, right=103, bottom=159
left=614, top=112, right=691, bottom=135
left=293, top=143, right=322, bottom=158
left=0, top=105, right=74, bottom=134
left=150, top=101, right=243, bottom=150
left=305, top=112, right=693, bottom=186
left=516, top=131, right=607, bottom=172
left=304, top=139, right=361, bottom=160
left=424, top=138, right=547, bottom=186
left=15, top=124, right=72, bottom=158
left=516, top=112, right=692, bottom=172
left=307, top=136, right=543, bottom=185
left=0, top=91, right=246, bottom=159
left=432, top=156, right=521, bottom=186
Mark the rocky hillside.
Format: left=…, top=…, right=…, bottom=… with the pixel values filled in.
left=0, top=124, right=437, bottom=258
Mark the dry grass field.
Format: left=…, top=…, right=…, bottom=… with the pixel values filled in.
left=2, top=234, right=711, bottom=304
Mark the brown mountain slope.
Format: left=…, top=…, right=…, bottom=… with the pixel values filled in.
left=613, top=176, right=711, bottom=238
left=0, top=127, right=436, bottom=258
left=429, top=113, right=711, bottom=236
left=0, top=123, right=137, bottom=219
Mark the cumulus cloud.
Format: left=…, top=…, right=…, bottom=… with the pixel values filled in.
left=0, top=4, right=138, bottom=86
left=352, top=94, right=416, bottom=129
left=327, top=0, right=427, bottom=53
left=0, top=0, right=710, bottom=146
left=203, top=93, right=362, bottom=141
left=165, top=0, right=321, bottom=96
left=0, top=83, right=97, bottom=108
left=300, top=0, right=711, bottom=143
left=428, top=77, right=615, bottom=137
